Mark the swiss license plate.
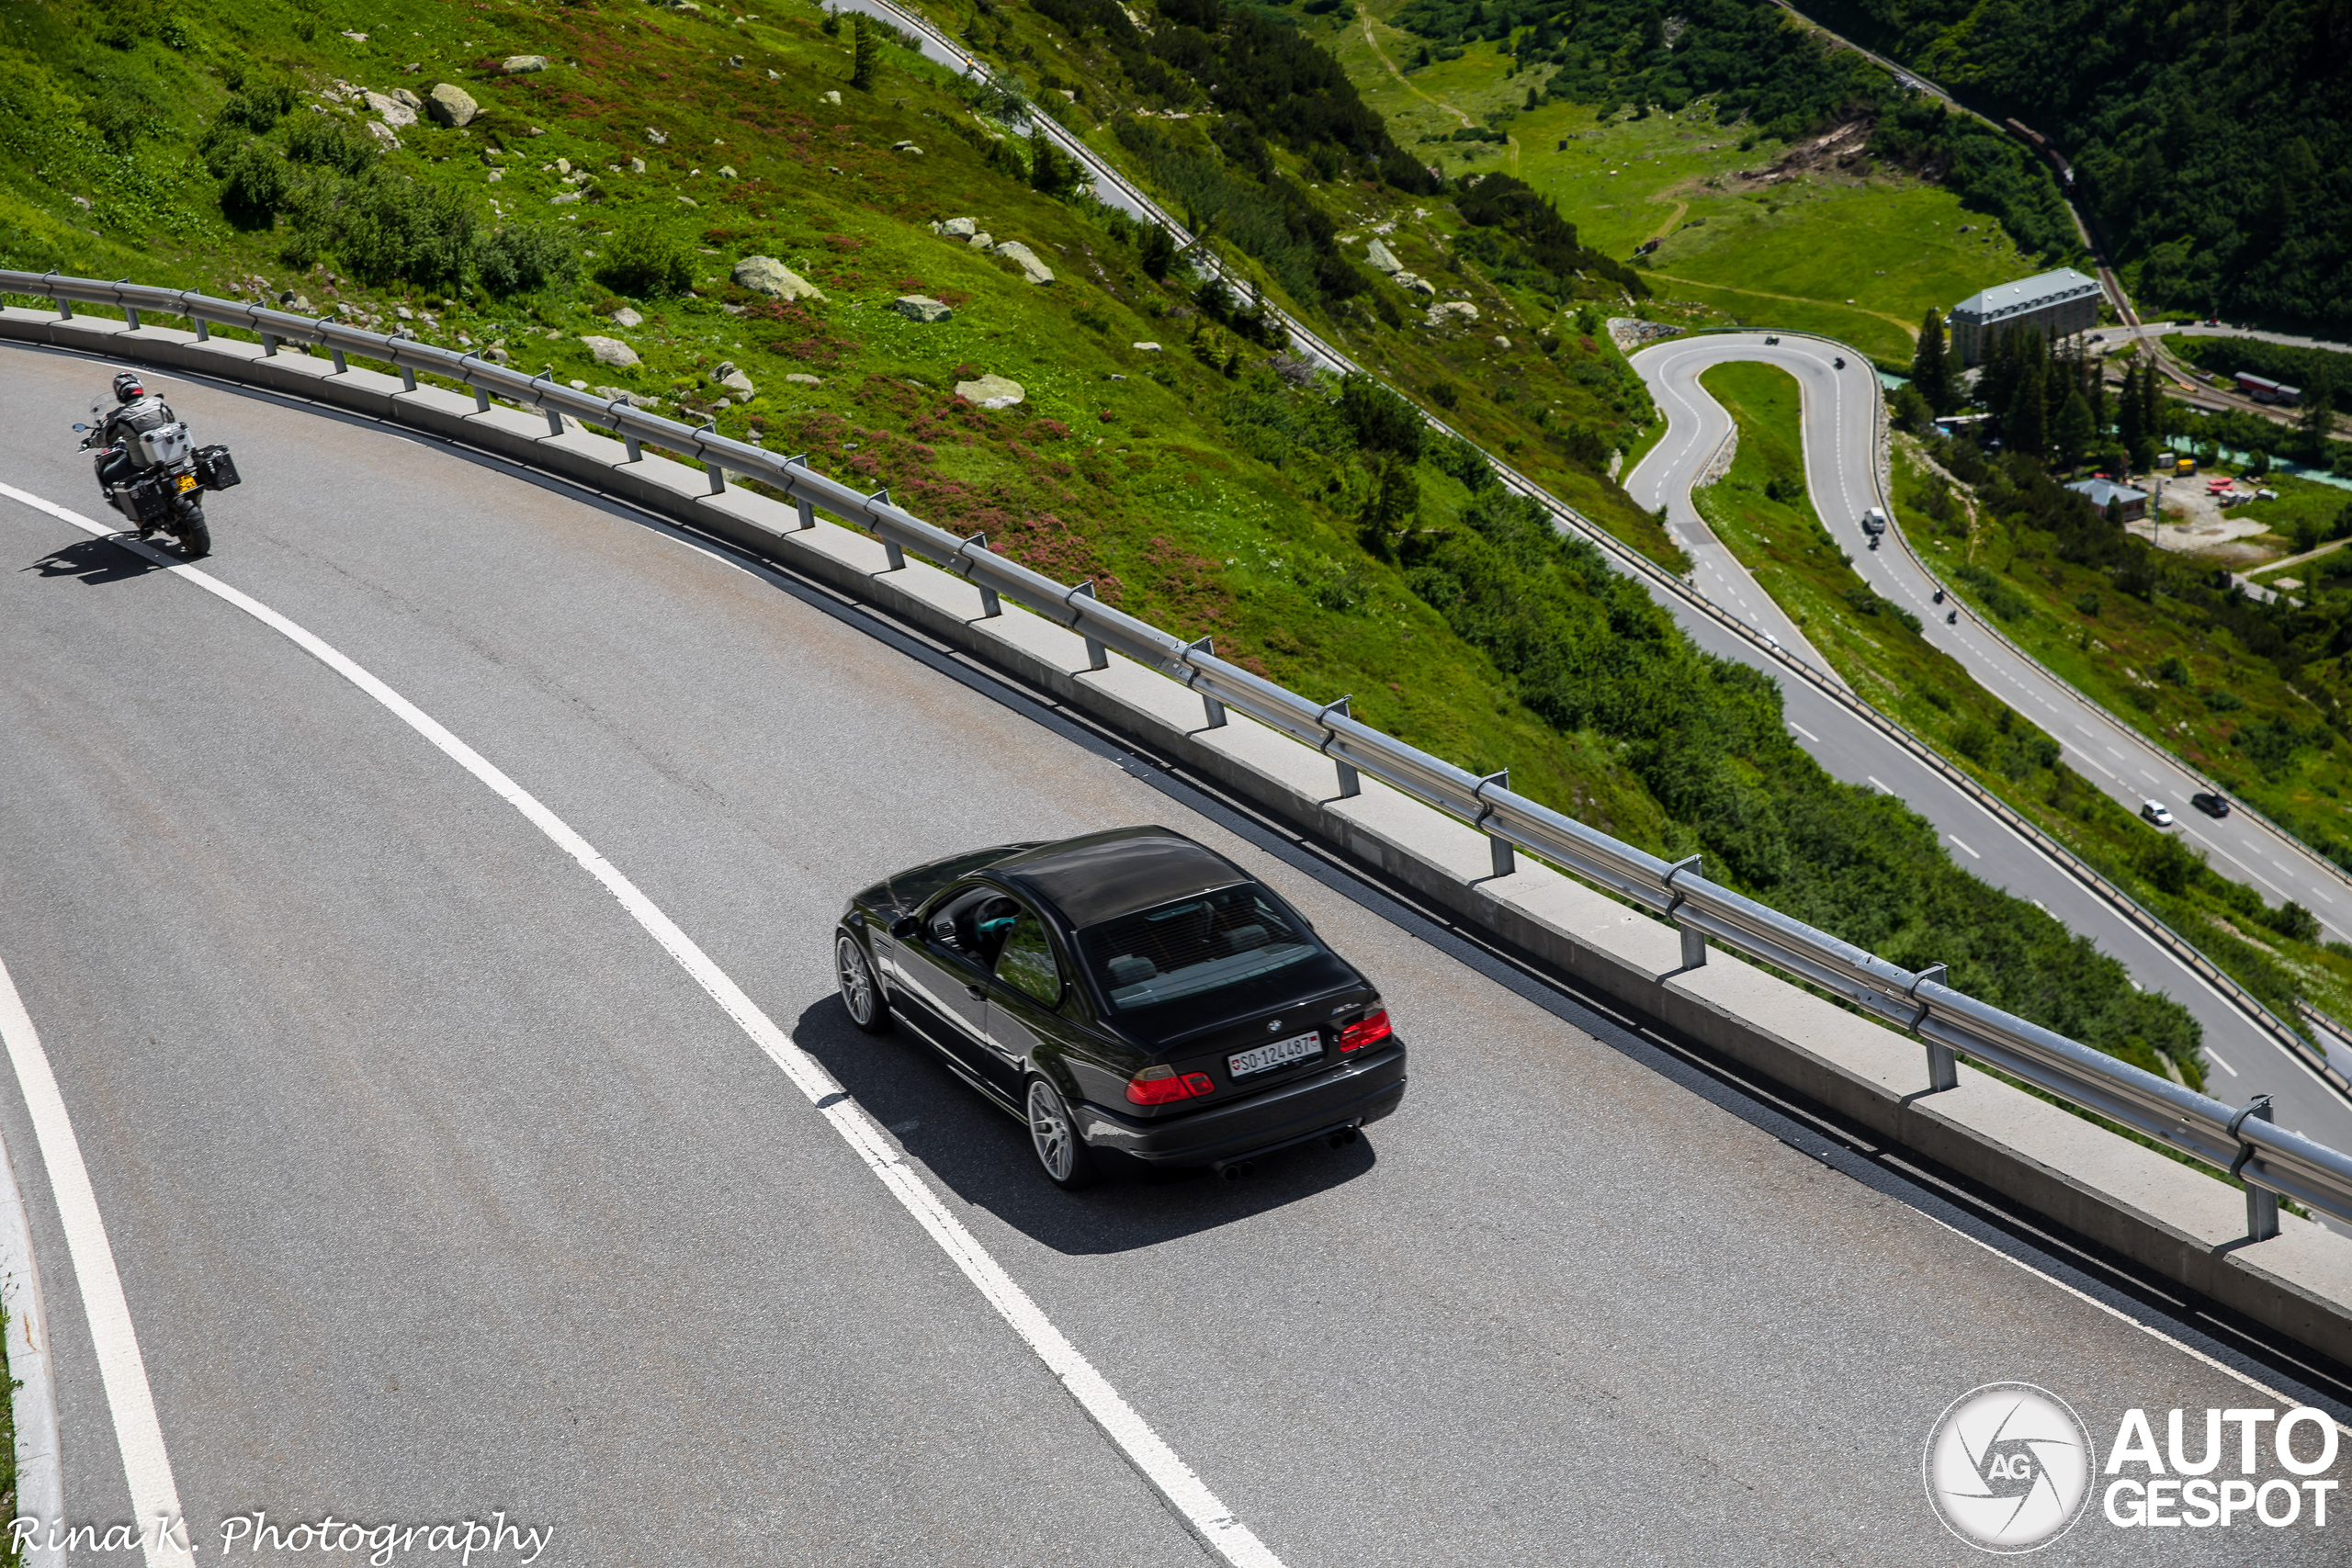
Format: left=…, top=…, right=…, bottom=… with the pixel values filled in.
left=1229, top=1031, right=1322, bottom=1079
left=175, top=473, right=198, bottom=492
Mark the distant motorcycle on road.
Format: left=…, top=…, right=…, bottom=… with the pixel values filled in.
left=75, top=373, right=239, bottom=558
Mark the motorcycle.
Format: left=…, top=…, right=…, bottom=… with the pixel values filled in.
left=1946, top=609, right=1958, bottom=625
left=1834, top=355, right=1846, bottom=369
left=1868, top=535, right=1880, bottom=550
left=75, top=410, right=238, bottom=558
left=1933, top=587, right=1946, bottom=604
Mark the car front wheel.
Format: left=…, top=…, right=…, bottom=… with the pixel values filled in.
left=1026, top=1076, right=1096, bottom=1190
left=836, top=930, right=893, bottom=1034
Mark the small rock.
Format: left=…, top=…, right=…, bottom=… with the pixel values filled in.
left=341, top=30, right=368, bottom=41
left=1393, top=271, right=1436, bottom=298
left=503, top=55, right=551, bottom=73
left=456, top=332, right=473, bottom=345
left=556, top=158, right=571, bottom=175
left=891, top=141, right=922, bottom=154
left=732, top=255, right=825, bottom=300
left=426, top=83, right=479, bottom=127
left=1426, top=300, right=1480, bottom=328
left=569, top=378, right=589, bottom=389
left=579, top=335, right=641, bottom=367
left=1364, top=237, right=1402, bottom=274
left=630, top=157, right=647, bottom=175
left=646, top=128, right=669, bottom=145
left=718, top=368, right=757, bottom=397
left=1132, top=341, right=1162, bottom=352
left=718, top=164, right=738, bottom=178
left=611, top=306, right=644, bottom=328
left=893, top=295, right=953, bottom=323
left=955, top=374, right=1023, bottom=409
left=786, top=373, right=823, bottom=386
left=365, top=91, right=417, bottom=127
left=821, top=90, right=842, bottom=106
left=713, top=398, right=732, bottom=411
left=288, top=295, right=314, bottom=313
left=526, top=126, right=545, bottom=137
left=991, top=240, right=1054, bottom=286
left=69, top=196, right=90, bottom=211
left=1493, top=334, right=1511, bottom=349
left=938, top=217, right=977, bottom=238
left=550, top=192, right=582, bottom=205
left=488, top=169, right=504, bottom=183
left=482, top=345, right=510, bottom=365
left=394, top=305, right=415, bottom=321
left=727, top=54, right=744, bottom=66
left=390, top=86, right=424, bottom=110
left=767, top=68, right=781, bottom=81
left=594, top=386, right=653, bottom=406
left=365, top=120, right=399, bottom=150
left=967, top=231, right=993, bottom=250
left=402, top=62, right=421, bottom=75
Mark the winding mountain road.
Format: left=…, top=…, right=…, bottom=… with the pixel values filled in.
left=1628, top=333, right=2352, bottom=1162
left=4, top=339, right=2346, bottom=1562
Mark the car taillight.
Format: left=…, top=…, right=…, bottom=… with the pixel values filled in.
left=1125, top=1066, right=1216, bottom=1105
left=1338, top=1010, right=1392, bottom=1053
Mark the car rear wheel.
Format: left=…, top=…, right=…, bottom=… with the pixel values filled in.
left=835, top=931, right=892, bottom=1034
left=1026, top=1076, right=1096, bottom=1190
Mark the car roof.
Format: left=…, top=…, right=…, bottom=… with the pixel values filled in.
left=991, top=827, right=1248, bottom=928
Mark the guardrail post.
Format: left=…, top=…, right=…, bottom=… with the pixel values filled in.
left=471, top=385, right=490, bottom=413
left=260, top=333, right=277, bottom=355
left=1066, top=581, right=1108, bottom=670
left=54, top=299, right=72, bottom=321
left=1317, top=697, right=1360, bottom=797
left=122, top=306, right=140, bottom=332
left=960, top=533, right=1001, bottom=615
left=1473, top=770, right=1515, bottom=878
left=1662, top=854, right=1706, bottom=969
left=192, top=318, right=209, bottom=342
left=399, top=364, right=417, bottom=392
left=1185, top=637, right=1224, bottom=728
left=869, top=490, right=905, bottom=570
left=785, top=456, right=815, bottom=527
left=2228, top=1094, right=2280, bottom=1242
left=329, top=347, right=347, bottom=374
left=1906, top=964, right=1958, bottom=1091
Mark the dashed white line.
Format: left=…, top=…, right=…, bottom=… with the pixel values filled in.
left=0, top=480, right=1288, bottom=1568
left=1867, top=776, right=1892, bottom=794
left=1949, top=835, right=1982, bottom=859
left=1789, top=722, right=1819, bottom=744
left=2208, top=1048, right=2240, bottom=1077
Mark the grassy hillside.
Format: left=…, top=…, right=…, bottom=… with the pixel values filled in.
left=1333, top=4, right=2043, bottom=363
left=1797, top=0, right=2352, bottom=334
left=0, top=0, right=2204, bottom=1072
left=1696, top=362, right=2352, bottom=1038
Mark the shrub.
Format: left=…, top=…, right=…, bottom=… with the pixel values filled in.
left=2073, top=591, right=2100, bottom=617
left=594, top=224, right=695, bottom=298
left=286, top=112, right=379, bottom=175
left=2157, top=655, right=2190, bottom=684
left=331, top=167, right=479, bottom=288
left=220, top=83, right=299, bottom=133
left=1338, top=375, right=1424, bottom=459
left=2266, top=901, right=2323, bottom=943
left=475, top=224, right=579, bottom=296
left=217, top=141, right=286, bottom=223
left=2138, top=831, right=2205, bottom=896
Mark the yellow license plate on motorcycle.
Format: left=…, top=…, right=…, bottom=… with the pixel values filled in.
left=175, top=473, right=198, bottom=493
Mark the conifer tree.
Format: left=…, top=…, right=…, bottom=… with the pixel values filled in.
left=1912, top=308, right=1952, bottom=413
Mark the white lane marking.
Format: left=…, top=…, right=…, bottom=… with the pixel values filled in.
left=1789, top=722, right=1818, bottom=744
left=1866, top=776, right=1891, bottom=794
left=0, top=483, right=1287, bottom=1568
left=1920, top=1209, right=2351, bottom=1437
left=2208, top=1048, right=2240, bottom=1077
left=1949, top=835, right=1982, bottom=859
left=0, top=955, right=194, bottom=1568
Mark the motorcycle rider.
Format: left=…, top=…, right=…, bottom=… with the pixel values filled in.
left=89, top=372, right=183, bottom=503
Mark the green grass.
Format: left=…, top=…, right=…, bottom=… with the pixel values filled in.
left=1695, top=362, right=2352, bottom=1033
left=1337, top=0, right=2042, bottom=365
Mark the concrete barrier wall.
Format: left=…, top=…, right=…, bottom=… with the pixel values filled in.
left=15, top=308, right=2352, bottom=1366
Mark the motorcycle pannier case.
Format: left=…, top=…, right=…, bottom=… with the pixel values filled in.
left=120, top=472, right=174, bottom=525
left=194, top=445, right=241, bottom=491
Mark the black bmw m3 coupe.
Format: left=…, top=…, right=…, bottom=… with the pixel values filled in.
left=834, top=827, right=1407, bottom=1188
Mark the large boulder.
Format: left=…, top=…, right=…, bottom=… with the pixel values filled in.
left=955, top=374, right=1024, bottom=409
left=390, top=86, right=424, bottom=111
left=503, top=55, right=551, bottom=73
left=365, top=90, right=417, bottom=126
left=731, top=255, right=825, bottom=301
left=1393, top=271, right=1436, bottom=298
left=425, top=84, right=479, bottom=128
left=1364, top=237, right=1402, bottom=274
left=713, top=363, right=757, bottom=397
left=990, top=240, right=1055, bottom=285
left=893, top=295, right=953, bottom=323
left=936, top=217, right=977, bottom=239
left=610, top=306, right=643, bottom=329
left=579, top=335, right=640, bottom=367
left=1425, top=300, right=1480, bottom=328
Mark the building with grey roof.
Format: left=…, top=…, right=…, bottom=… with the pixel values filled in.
left=2064, top=476, right=2149, bottom=522
left=1949, top=267, right=2102, bottom=365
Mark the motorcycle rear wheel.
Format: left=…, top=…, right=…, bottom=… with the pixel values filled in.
left=175, top=510, right=210, bottom=559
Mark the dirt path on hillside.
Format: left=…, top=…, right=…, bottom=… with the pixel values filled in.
left=1645, top=196, right=1689, bottom=242
left=1358, top=14, right=1520, bottom=175
left=1648, top=271, right=1921, bottom=336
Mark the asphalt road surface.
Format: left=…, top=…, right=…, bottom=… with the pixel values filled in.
left=1626, top=334, right=2352, bottom=1163
left=5, top=343, right=2350, bottom=1564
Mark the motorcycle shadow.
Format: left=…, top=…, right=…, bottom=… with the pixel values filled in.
left=25, top=535, right=173, bottom=585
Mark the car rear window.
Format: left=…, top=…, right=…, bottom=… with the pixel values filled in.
left=1079, top=884, right=1322, bottom=1011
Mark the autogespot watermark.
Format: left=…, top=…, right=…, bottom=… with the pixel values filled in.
left=7, top=1512, right=553, bottom=1564
left=1923, top=1384, right=2346, bottom=1552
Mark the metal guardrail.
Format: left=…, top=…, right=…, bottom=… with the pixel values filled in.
left=7, top=265, right=2348, bottom=1240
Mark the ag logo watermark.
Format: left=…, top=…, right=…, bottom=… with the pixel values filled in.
left=1923, top=1382, right=2096, bottom=1553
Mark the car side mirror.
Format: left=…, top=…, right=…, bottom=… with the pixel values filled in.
left=889, top=915, right=921, bottom=941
